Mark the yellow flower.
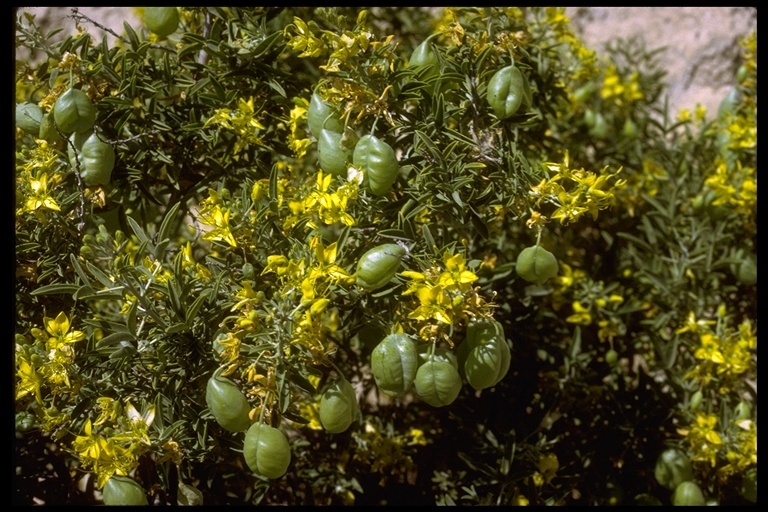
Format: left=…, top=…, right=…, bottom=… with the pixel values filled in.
left=406, top=428, right=428, bottom=446
left=23, top=172, right=61, bottom=213
left=436, top=252, right=478, bottom=291
left=694, top=333, right=725, bottom=364
left=675, top=311, right=716, bottom=335
left=566, top=301, right=592, bottom=325
left=198, top=204, right=238, bottom=247
left=15, top=354, right=44, bottom=403
left=408, top=284, right=453, bottom=325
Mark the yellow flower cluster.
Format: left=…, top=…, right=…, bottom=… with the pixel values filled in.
left=285, top=12, right=382, bottom=73
left=203, top=96, right=266, bottom=154
left=530, top=151, right=625, bottom=225
left=16, top=312, right=87, bottom=404
left=196, top=189, right=238, bottom=247
left=351, top=420, right=423, bottom=484
left=70, top=400, right=156, bottom=488
left=600, top=64, right=644, bottom=108
left=285, top=171, right=359, bottom=231
left=541, top=7, right=599, bottom=84
left=677, top=310, right=756, bottom=390
left=400, top=251, right=491, bottom=340
left=16, top=140, right=64, bottom=218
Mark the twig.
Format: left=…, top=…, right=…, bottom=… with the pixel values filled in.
left=67, top=8, right=174, bottom=53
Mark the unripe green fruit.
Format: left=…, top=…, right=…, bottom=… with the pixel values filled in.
left=417, top=345, right=458, bottom=370
left=584, top=109, right=596, bottom=127
left=102, top=475, right=148, bottom=506
left=516, top=245, right=558, bottom=284
left=487, top=65, right=526, bottom=119
left=589, top=112, right=609, bottom=139
left=605, top=349, right=618, bottom=366
left=144, top=7, right=179, bottom=37
left=654, top=448, right=694, bottom=491
left=317, top=128, right=352, bottom=176
left=16, top=102, right=43, bottom=135
left=371, top=333, right=419, bottom=396
left=672, top=481, right=705, bottom=506
left=243, top=423, right=291, bottom=479
left=572, top=83, right=595, bottom=103
left=68, top=130, right=115, bottom=186
left=353, top=134, right=400, bottom=196
left=622, top=118, right=638, bottom=138
left=408, top=37, right=438, bottom=71
left=735, top=255, right=757, bottom=286
left=689, top=390, right=703, bottom=411
left=319, top=379, right=358, bottom=433
left=464, top=337, right=510, bottom=390
left=736, top=64, right=748, bottom=84
left=206, top=371, right=251, bottom=432
left=717, top=87, right=741, bottom=121
left=740, top=467, right=757, bottom=503
left=38, top=111, right=64, bottom=146
left=307, top=91, right=344, bottom=138
left=457, top=318, right=510, bottom=390
left=54, top=88, right=97, bottom=134
left=177, top=482, right=204, bottom=506
left=356, top=243, right=406, bottom=290
left=414, top=360, right=462, bottom=407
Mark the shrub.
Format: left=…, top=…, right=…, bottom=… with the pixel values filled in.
left=15, top=7, right=755, bottom=505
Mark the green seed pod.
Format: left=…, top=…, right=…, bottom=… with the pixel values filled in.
left=102, top=475, right=148, bottom=506
left=689, top=389, right=703, bottom=411
left=307, top=90, right=344, bottom=138
left=353, top=134, right=400, bottom=196
left=583, top=109, right=597, bottom=128
left=464, top=337, right=510, bottom=391
left=735, top=255, right=757, bottom=286
left=319, top=379, right=358, bottom=433
left=736, top=64, right=748, bottom=84
left=740, top=467, right=757, bottom=503
left=654, top=448, right=694, bottom=491
left=317, top=128, right=352, bottom=177
left=371, top=333, right=419, bottom=396
left=735, top=400, right=752, bottom=421
left=672, top=481, right=706, bottom=506
left=417, top=345, right=458, bottom=370
left=414, top=360, right=462, bottom=407
left=68, top=130, right=116, bottom=186
left=177, top=482, right=204, bottom=506
left=38, top=111, right=64, bottom=146
left=622, top=118, right=638, bottom=138
left=516, top=245, right=559, bottom=285
left=54, top=88, right=97, bottom=134
left=487, top=64, right=526, bottom=119
left=589, top=112, right=609, bottom=139
left=355, top=243, right=406, bottom=290
left=408, top=36, right=439, bottom=70
left=457, top=318, right=510, bottom=390
left=144, top=7, right=179, bottom=37
left=572, top=83, right=596, bottom=103
left=205, top=370, right=251, bottom=432
left=16, top=102, right=43, bottom=135
left=717, top=87, right=741, bottom=121
left=243, top=423, right=291, bottom=479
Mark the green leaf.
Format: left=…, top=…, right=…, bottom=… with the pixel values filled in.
left=157, top=201, right=181, bottom=245
left=126, top=215, right=150, bottom=246
left=185, top=290, right=210, bottom=323
left=30, top=283, right=80, bottom=296
left=97, top=331, right=138, bottom=348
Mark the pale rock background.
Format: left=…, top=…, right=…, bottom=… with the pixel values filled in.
left=17, top=7, right=757, bottom=116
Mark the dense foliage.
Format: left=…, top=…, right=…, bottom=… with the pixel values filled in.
left=15, top=7, right=756, bottom=506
